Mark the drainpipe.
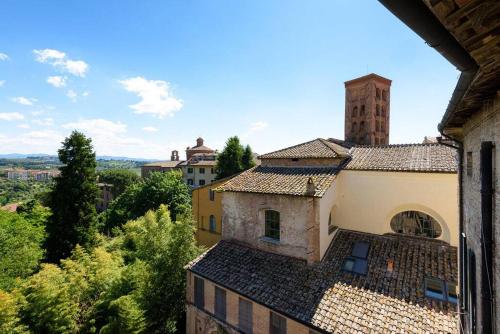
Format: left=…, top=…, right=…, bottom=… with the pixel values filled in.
left=480, top=141, right=493, bottom=334
left=439, top=131, right=465, bottom=331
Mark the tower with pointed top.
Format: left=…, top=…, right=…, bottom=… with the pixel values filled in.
left=344, top=73, right=391, bottom=146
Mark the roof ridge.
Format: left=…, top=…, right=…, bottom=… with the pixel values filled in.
left=352, top=142, right=448, bottom=148
left=258, top=138, right=323, bottom=158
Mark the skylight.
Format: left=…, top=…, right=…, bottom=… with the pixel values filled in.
left=343, top=241, right=370, bottom=275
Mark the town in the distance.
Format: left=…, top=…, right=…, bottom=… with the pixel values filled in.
left=0, top=1, right=498, bottom=334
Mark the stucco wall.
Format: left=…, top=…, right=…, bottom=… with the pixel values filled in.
left=192, top=179, right=226, bottom=248
left=334, top=170, right=459, bottom=246
left=318, top=178, right=339, bottom=259
left=221, top=192, right=315, bottom=260
left=183, top=166, right=217, bottom=187
left=186, top=272, right=312, bottom=334
left=461, top=94, right=500, bottom=333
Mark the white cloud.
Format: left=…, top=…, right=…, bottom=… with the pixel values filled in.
left=0, top=53, right=9, bottom=61
left=32, top=118, right=54, bottom=126
left=33, top=49, right=89, bottom=77
left=17, top=123, right=30, bottom=129
left=62, top=118, right=127, bottom=136
left=0, top=130, right=64, bottom=154
left=0, top=80, right=5, bottom=87
left=47, top=76, right=67, bottom=88
left=119, top=76, right=183, bottom=118
left=82, top=91, right=90, bottom=97
left=142, top=126, right=158, bottom=132
left=11, top=96, right=37, bottom=106
left=66, top=90, right=77, bottom=101
left=242, top=121, right=269, bottom=138
left=0, top=112, right=24, bottom=121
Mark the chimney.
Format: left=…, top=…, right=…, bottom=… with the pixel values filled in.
left=306, top=177, right=316, bottom=196
left=387, top=258, right=394, bottom=273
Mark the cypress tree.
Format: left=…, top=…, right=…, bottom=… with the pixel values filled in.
left=242, top=144, right=256, bottom=170
left=215, top=136, right=244, bottom=179
left=46, top=131, right=98, bottom=262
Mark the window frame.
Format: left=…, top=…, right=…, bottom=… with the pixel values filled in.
left=199, top=167, right=205, bottom=174
left=424, top=277, right=458, bottom=304
left=209, top=189, right=215, bottom=201
left=264, top=210, right=280, bottom=241
left=187, top=167, right=194, bottom=174
left=199, top=179, right=206, bottom=186
left=270, top=312, right=286, bottom=334
left=238, top=298, right=253, bottom=334
left=209, top=215, right=216, bottom=233
left=194, top=276, right=204, bottom=309
left=214, top=286, right=227, bottom=321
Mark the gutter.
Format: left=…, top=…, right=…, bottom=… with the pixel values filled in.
left=377, top=0, right=479, bottom=135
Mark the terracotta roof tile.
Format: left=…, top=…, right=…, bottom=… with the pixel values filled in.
left=142, top=161, right=182, bottom=168
left=215, top=166, right=339, bottom=197
left=344, top=144, right=458, bottom=173
left=259, top=138, right=349, bottom=159
left=187, top=230, right=458, bottom=333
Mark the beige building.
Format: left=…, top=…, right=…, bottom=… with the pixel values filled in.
left=379, top=1, right=499, bottom=333
left=140, top=137, right=218, bottom=188
left=186, top=137, right=459, bottom=333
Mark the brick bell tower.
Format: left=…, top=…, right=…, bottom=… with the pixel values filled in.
left=344, top=73, right=392, bottom=145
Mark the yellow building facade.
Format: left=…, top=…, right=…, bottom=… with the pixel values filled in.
left=192, top=178, right=227, bottom=248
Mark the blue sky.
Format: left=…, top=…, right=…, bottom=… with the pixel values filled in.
left=0, top=1, right=459, bottom=159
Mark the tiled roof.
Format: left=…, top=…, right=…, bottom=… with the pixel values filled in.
left=215, top=166, right=339, bottom=197
left=142, top=161, right=182, bottom=168
left=187, top=230, right=459, bottom=334
left=187, top=145, right=214, bottom=152
left=344, top=144, right=458, bottom=173
left=259, top=138, right=349, bottom=159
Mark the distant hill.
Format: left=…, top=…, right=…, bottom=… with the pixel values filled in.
left=0, top=153, right=159, bottom=162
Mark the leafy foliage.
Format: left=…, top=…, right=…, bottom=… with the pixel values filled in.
left=0, top=178, right=53, bottom=206
left=45, top=131, right=99, bottom=262
left=101, top=171, right=191, bottom=232
left=5, top=205, right=200, bottom=334
left=0, top=205, right=47, bottom=291
left=97, top=169, right=140, bottom=198
left=242, top=144, right=256, bottom=170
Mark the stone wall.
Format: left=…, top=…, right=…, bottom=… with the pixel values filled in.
left=462, top=94, right=500, bottom=333
left=221, top=192, right=318, bottom=261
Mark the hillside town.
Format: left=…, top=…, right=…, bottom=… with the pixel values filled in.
left=0, top=1, right=498, bottom=334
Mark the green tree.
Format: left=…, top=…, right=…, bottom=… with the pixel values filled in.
left=215, top=136, right=244, bottom=179
left=0, top=209, right=47, bottom=291
left=45, top=131, right=99, bottom=262
left=121, top=205, right=201, bottom=333
left=0, top=289, right=28, bottom=334
left=242, top=144, right=256, bottom=170
left=102, top=171, right=190, bottom=232
left=97, top=169, right=140, bottom=198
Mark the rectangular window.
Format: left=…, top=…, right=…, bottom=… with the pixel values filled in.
left=199, top=168, right=205, bottom=174
left=270, top=312, right=286, bottom=334
left=187, top=179, right=194, bottom=185
left=188, top=167, right=194, bottom=174
left=199, top=180, right=206, bottom=186
left=209, top=189, right=215, bottom=201
left=194, top=276, right=204, bottom=309
left=238, top=298, right=253, bottom=334
left=466, top=151, right=472, bottom=176
left=424, top=277, right=458, bottom=304
left=214, top=286, right=226, bottom=321
left=343, top=242, right=369, bottom=275
left=211, top=168, right=215, bottom=174
left=265, top=210, right=280, bottom=240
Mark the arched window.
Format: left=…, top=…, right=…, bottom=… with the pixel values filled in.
left=360, top=105, right=365, bottom=116
left=328, top=210, right=338, bottom=235
left=265, top=210, right=280, bottom=240
left=376, top=88, right=381, bottom=99
left=360, top=121, right=365, bottom=131
left=352, top=122, right=357, bottom=132
left=209, top=215, right=216, bottom=232
left=390, top=211, right=442, bottom=238
left=382, top=90, right=387, bottom=101
left=352, top=106, right=358, bottom=117
left=381, top=121, right=385, bottom=132
left=376, top=104, right=380, bottom=116
left=381, top=106, right=386, bottom=117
